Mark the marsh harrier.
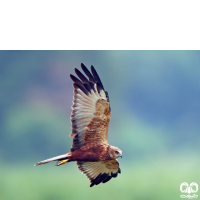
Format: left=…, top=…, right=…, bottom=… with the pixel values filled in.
left=35, top=63, right=122, bottom=187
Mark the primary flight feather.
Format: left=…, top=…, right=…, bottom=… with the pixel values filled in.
left=35, top=63, right=122, bottom=187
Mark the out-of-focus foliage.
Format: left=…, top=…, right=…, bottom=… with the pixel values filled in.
left=0, top=51, right=200, bottom=199
left=1, top=158, right=200, bottom=200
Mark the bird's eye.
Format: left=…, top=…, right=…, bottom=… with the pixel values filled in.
left=115, top=151, right=119, bottom=154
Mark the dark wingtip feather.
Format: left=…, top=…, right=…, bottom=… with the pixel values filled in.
left=81, top=63, right=86, bottom=68
left=70, top=74, right=80, bottom=83
left=90, top=65, right=104, bottom=90
left=102, top=176, right=112, bottom=183
left=70, top=73, right=91, bottom=95
left=81, top=63, right=96, bottom=83
left=73, top=83, right=88, bottom=95
left=75, top=68, right=89, bottom=83
left=111, top=172, right=118, bottom=178
left=89, top=172, right=119, bottom=187
left=90, top=183, right=94, bottom=187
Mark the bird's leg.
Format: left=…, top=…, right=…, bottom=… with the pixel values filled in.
left=56, top=159, right=69, bottom=166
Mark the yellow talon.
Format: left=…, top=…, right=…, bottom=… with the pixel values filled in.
left=57, top=159, right=69, bottom=166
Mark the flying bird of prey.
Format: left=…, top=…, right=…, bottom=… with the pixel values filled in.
left=35, top=63, right=122, bottom=187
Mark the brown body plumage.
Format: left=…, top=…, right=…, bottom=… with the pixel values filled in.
left=35, top=63, right=122, bottom=187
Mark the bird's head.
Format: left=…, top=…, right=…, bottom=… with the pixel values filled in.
left=109, top=146, right=122, bottom=159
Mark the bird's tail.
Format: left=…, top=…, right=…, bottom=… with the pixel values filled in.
left=34, top=153, right=71, bottom=166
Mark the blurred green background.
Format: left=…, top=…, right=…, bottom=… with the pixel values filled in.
left=0, top=51, right=200, bottom=200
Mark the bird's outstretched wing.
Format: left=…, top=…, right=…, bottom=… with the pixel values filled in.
left=77, top=159, right=121, bottom=187
left=70, top=63, right=111, bottom=152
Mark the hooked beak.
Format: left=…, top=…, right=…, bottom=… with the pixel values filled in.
left=120, top=154, right=122, bottom=158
